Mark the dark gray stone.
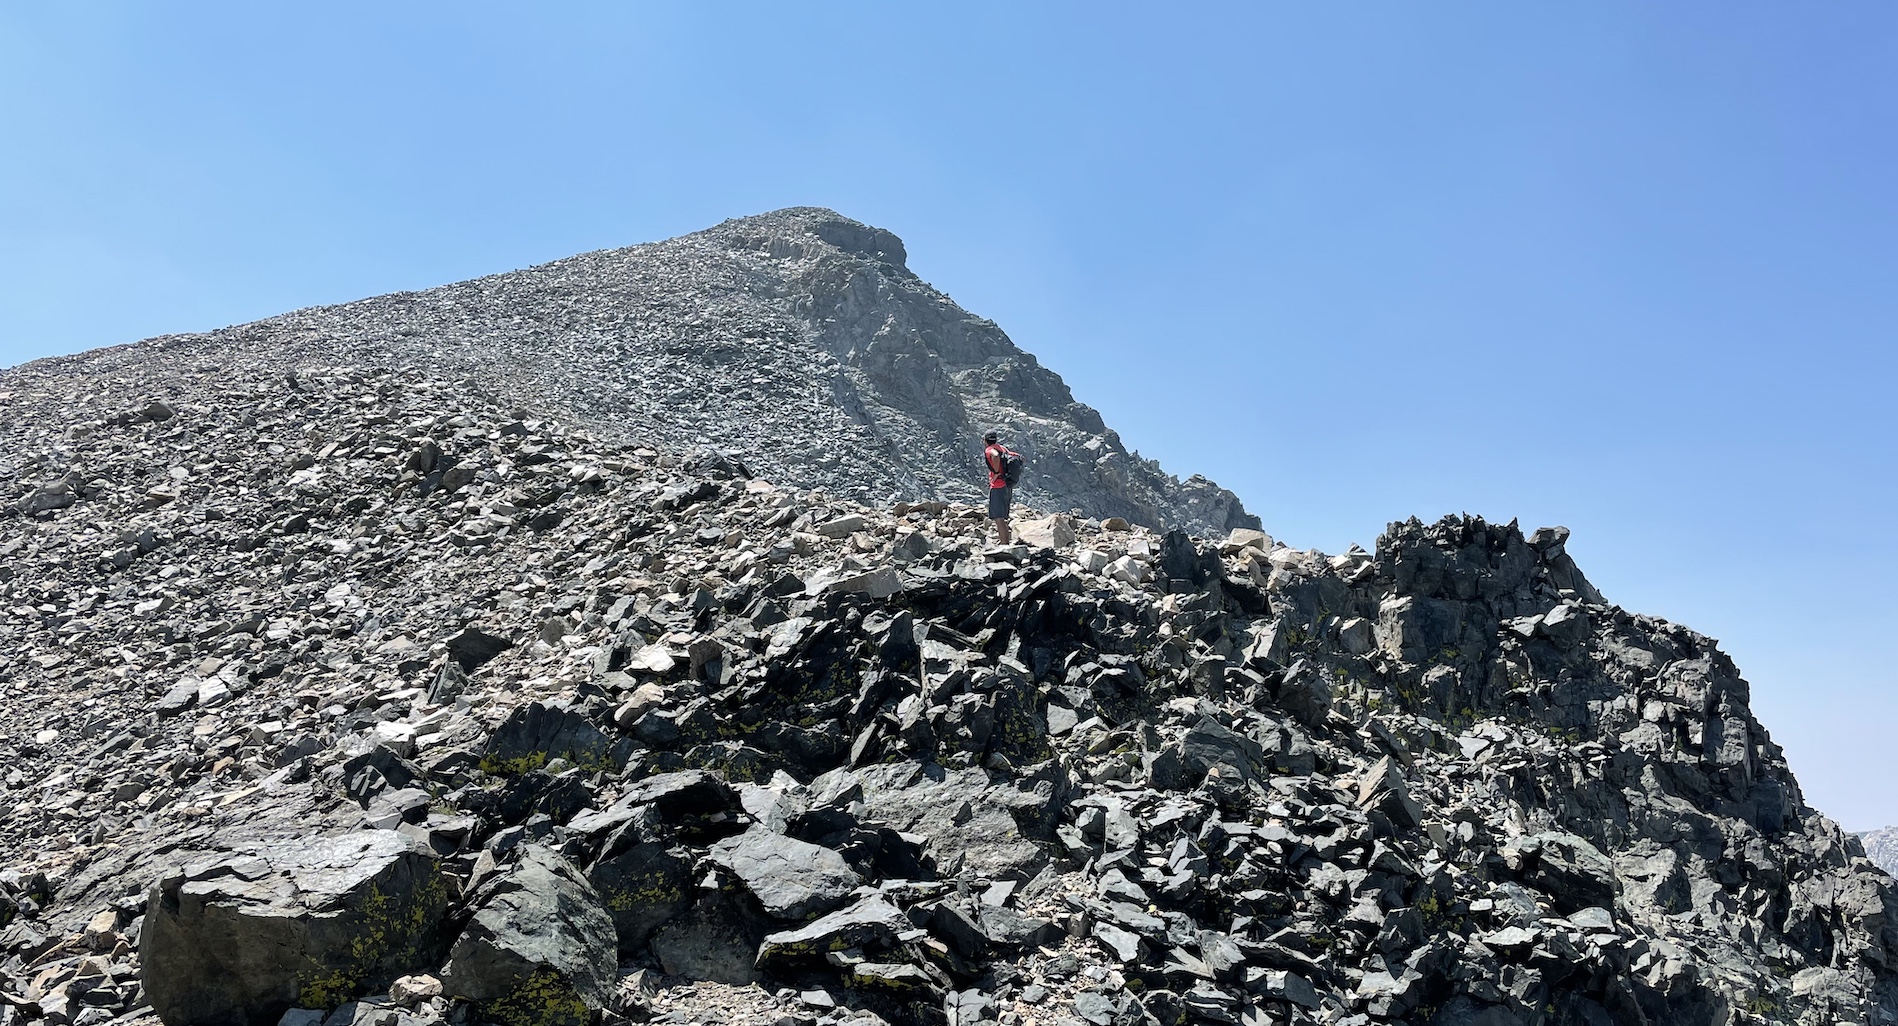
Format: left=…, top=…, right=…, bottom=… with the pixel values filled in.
left=439, top=846, right=616, bottom=1026
left=1503, top=832, right=1619, bottom=913
left=482, top=701, right=631, bottom=776
left=445, top=628, right=513, bottom=673
left=585, top=841, right=693, bottom=953
left=649, top=893, right=764, bottom=986
left=141, top=832, right=449, bottom=1026
left=707, top=828, right=861, bottom=921
left=755, top=896, right=910, bottom=970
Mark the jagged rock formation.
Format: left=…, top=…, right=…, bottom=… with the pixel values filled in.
left=6, top=207, right=1255, bottom=537
left=1, top=361, right=1895, bottom=1026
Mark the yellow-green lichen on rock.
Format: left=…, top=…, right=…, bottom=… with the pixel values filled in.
left=585, top=840, right=694, bottom=953
left=478, top=966, right=594, bottom=1026
left=441, top=846, right=618, bottom=1025
left=294, top=865, right=452, bottom=1010
left=482, top=701, right=631, bottom=777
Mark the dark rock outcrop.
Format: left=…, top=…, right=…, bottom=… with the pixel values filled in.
left=140, top=833, right=448, bottom=1026
left=707, top=829, right=862, bottom=921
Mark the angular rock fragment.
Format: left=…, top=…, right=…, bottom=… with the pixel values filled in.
left=440, top=846, right=616, bottom=1026
left=1276, top=660, right=1331, bottom=727
left=1502, top=832, right=1619, bottom=913
left=707, top=828, right=862, bottom=921
left=755, top=896, right=911, bottom=970
left=445, top=628, right=513, bottom=673
left=1356, top=754, right=1424, bottom=829
left=155, top=679, right=199, bottom=718
left=586, top=841, right=694, bottom=952
left=848, top=763, right=1048, bottom=878
left=1016, top=515, right=1077, bottom=549
left=812, top=566, right=905, bottom=600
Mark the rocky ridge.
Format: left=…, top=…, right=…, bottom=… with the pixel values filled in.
left=13, top=207, right=1255, bottom=538
left=1, top=361, right=1895, bottom=1026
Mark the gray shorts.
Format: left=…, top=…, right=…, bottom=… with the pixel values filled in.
left=988, top=485, right=1012, bottom=520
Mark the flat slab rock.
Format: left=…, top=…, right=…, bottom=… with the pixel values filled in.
left=755, top=896, right=912, bottom=971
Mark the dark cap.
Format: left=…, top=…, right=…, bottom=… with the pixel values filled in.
left=983, top=431, right=998, bottom=443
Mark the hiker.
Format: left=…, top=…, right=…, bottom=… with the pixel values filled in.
left=983, top=430, right=1019, bottom=545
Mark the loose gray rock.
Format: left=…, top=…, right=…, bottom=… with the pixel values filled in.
left=707, top=828, right=862, bottom=921
left=0, top=235, right=1889, bottom=1026
left=755, top=896, right=911, bottom=971
left=482, top=701, right=631, bottom=775
left=1503, top=832, right=1619, bottom=913
left=440, top=846, right=616, bottom=1026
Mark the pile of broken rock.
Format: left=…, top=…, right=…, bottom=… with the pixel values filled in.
left=1, top=364, right=1895, bottom=1026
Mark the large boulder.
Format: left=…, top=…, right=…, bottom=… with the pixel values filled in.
left=1502, top=832, right=1620, bottom=914
left=707, top=828, right=862, bottom=921
left=1149, top=717, right=1265, bottom=790
left=440, top=846, right=617, bottom=1026
left=482, top=701, right=632, bottom=775
left=848, top=763, right=1046, bottom=878
left=140, top=832, right=449, bottom=1026
left=1016, top=514, right=1077, bottom=549
left=1276, top=660, right=1332, bottom=728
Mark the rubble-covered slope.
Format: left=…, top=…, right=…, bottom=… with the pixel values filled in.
left=7, top=207, right=1255, bottom=537
left=0, top=363, right=1893, bottom=1026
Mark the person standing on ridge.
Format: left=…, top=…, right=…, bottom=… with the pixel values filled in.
left=983, top=430, right=1019, bottom=545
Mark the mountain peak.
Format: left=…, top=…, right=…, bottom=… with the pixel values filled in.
left=11, top=210, right=1256, bottom=535
left=2, top=215, right=1895, bottom=1026
left=707, top=206, right=911, bottom=268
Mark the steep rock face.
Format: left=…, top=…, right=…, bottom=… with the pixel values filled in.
left=5, top=207, right=1255, bottom=536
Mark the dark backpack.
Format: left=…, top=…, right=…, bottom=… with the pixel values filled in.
left=1000, top=449, right=1025, bottom=486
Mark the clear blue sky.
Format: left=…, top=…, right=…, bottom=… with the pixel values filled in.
left=3, top=4, right=1894, bottom=826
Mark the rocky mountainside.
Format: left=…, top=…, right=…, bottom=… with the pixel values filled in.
left=2, top=358, right=1896, bottom=1026
left=1860, top=830, right=1898, bottom=880
left=13, top=207, right=1254, bottom=537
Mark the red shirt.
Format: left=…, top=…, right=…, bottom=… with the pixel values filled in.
left=985, top=444, right=1010, bottom=489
